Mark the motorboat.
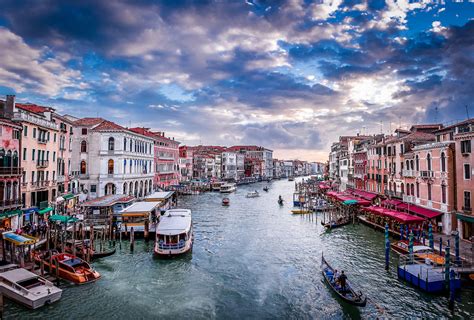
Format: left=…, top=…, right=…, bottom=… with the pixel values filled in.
left=288, top=176, right=295, bottom=181
left=34, top=251, right=101, bottom=284
left=211, top=181, right=225, bottom=192
left=263, top=186, right=269, bottom=192
left=246, top=191, right=260, bottom=198
left=0, top=263, right=62, bottom=309
left=222, top=198, right=230, bottom=206
left=154, top=209, right=193, bottom=256
left=220, top=183, right=237, bottom=193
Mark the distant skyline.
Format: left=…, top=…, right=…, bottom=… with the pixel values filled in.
left=1, top=1, right=473, bottom=161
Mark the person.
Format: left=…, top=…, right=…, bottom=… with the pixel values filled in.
left=338, top=271, right=347, bottom=293
left=333, top=269, right=339, bottom=284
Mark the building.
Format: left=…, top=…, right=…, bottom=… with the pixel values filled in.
left=0, top=97, right=23, bottom=229
left=283, top=161, right=294, bottom=178
left=227, top=146, right=273, bottom=179
left=53, top=114, right=77, bottom=195
left=72, top=118, right=155, bottom=199
left=221, top=151, right=237, bottom=180
left=178, top=146, right=193, bottom=182
left=12, top=101, right=60, bottom=209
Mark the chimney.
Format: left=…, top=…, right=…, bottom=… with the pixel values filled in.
left=3, top=95, right=15, bottom=119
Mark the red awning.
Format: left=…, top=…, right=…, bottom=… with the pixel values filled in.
left=383, top=199, right=403, bottom=207
left=352, top=190, right=378, bottom=201
left=364, top=206, right=425, bottom=223
left=397, top=203, right=443, bottom=219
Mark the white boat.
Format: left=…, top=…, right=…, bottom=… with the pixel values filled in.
left=220, top=183, right=237, bottom=193
left=154, top=209, right=193, bottom=256
left=246, top=191, right=260, bottom=198
left=211, top=181, right=224, bottom=191
left=0, top=264, right=62, bottom=309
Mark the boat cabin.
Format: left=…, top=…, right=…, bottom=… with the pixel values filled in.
left=155, top=209, right=193, bottom=255
left=119, top=201, right=162, bottom=232
left=144, top=191, right=177, bottom=211
left=80, top=194, right=136, bottom=227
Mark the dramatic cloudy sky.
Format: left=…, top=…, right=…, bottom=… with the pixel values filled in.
left=0, top=1, right=473, bottom=161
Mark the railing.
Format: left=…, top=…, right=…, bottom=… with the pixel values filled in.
left=31, top=181, right=49, bottom=188
left=37, top=138, right=48, bottom=144
left=0, top=199, right=22, bottom=208
left=36, top=160, right=49, bottom=168
left=419, top=170, right=434, bottom=179
left=158, top=240, right=186, bottom=250
left=402, top=169, right=416, bottom=177
left=12, top=111, right=60, bottom=130
left=403, top=195, right=415, bottom=203
left=0, top=167, right=22, bottom=175
left=385, top=190, right=403, bottom=198
left=462, top=207, right=472, bottom=214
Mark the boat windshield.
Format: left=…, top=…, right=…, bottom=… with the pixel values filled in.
left=62, top=258, right=88, bottom=268
left=17, top=277, right=43, bottom=289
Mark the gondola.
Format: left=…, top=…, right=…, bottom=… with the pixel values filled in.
left=321, top=219, right=351, bottom=229
left=321, top=254, right=367, bottom=307
left=65, top=240, right=116, bottom=260
left=278, top=199, right=284, bottom=206
left=263, top=186, right=269, bottom=192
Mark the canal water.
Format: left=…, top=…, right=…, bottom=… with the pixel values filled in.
left=5, top=179, right=474, bottom=319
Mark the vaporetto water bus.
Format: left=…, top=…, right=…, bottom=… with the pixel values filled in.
left=220, top=183, right=237, bottom=193
left=154, top=209, right=193, bottom=256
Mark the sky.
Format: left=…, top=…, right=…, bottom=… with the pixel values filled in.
left=0, top=0, right=473, bottom=162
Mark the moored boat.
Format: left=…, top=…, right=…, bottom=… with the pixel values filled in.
left=211, top=181, right=224, bottom=192
left=222, top=198, right=230, bottom=206
left=288, top=176, right=295, bottom=181
left=390, top=240, right=421, bottom=255
left=291, top=209, right=312, bottom=214
left=0, top=264, right=62, bottom=309
left=220, top=183, right=237, bottom=193
left=154, top=209, right=193, bottom=256
left=263, top=186, right=269, bottom=192
left=321, top=254, right=367, bottom=307
left=33, top=252, right=101, bottom=284
left=321, top=218, right=351, bottom=229
left=65, top=240, right=116, bottom=260
left=246, top=191, right=260, bottom=198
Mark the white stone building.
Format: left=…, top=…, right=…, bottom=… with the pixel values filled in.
left=221, top=152, right=237, bottom=180
left=71, top=118, right=155, bottom=199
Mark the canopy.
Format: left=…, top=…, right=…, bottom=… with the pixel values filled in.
left=383, top=199, right=403, bottom=207
left=49, top=215, right=79, bottom=223
left=350, top=189, right=378, bottom=201
left=397, top=203, right=443, bottom=219
left=364, top=206, right=425, bottom=223
left=63, top=193, right=75, bottom=200
left=343, top=200, right=358, bottom=205
left=38, top=207, right=53, bottom=215
left=0, top=210, right=22, bottom=220
left=2, top=231, right=37, bottom=245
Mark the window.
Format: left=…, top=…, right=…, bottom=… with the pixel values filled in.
left=81, top=140, right=87, bottom=153
left=80, top=161, right=87, bottom=175
left=411, top=184, right=414, bottom=196
left=33, top=128, right=36, bottom=138
left=53, top=152, right=56, bottom=162
left=82, top=128, right=88, bottom=135
left=441, top=152, right=446, bottom=172
left=91, top=185, right=97, bottom=193
left=428, top=183, right=432, bottom=201
left=427, top=153, right=431, bottom=171
left=464, top=191, right=471, bottom=210
left=23, top=126, right=28, bottom=137
left=416, top=182, right=420, bottom=198
left=46, top=151, right=50, bottom=160
left=23, top=148, right=26, bottom=161
left=441, top=184, right=446, bottom=204
left=401, top=183, right=404, bottom=195
left=32, top=149, right=35, bottom=161
left=464, top=164, right=471, bottom=179
left=461, top=140, right=471, bottom=154
left=54, top=133, right=56, bottom=142
left=124, top=138, right=127, bottom=151
left=108, top=159, right=114, bottom=174
left=108, top=137, right=115, bottom=151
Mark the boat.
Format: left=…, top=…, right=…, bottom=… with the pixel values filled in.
left=321, top=218, right=351, bottom=229
left=288, top=177, right=295, bottom=181
left=293, top=192, right=307, bottom=207
left=263, top=186, right=269, bottom=192
left=0, top=263, right=62, bottom=309
left=220, top=183, right=237, bottom=193
left=246, top=191, right=260, bottom=198
left=211, top=181, right=224, bottom=192
left=278, top=198, right=284, bottom=206
left=33, top=251, right=101, bottom=284
left=291, top=209, right=312, bottom=214
left=154, top=209, right=193, bottom=256
left=65, top=240, right=116, bottom=260
left=222, top=198, right=230, bottom=206
left=390, top=240, right=422, bottom=255
left=413, top=246, right=445, bottom=265
left=321, top=254, right=367, bottom=307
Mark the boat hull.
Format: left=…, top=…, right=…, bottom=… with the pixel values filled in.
left=154, top=239, right=193, bottom=257
left=2, top=289, right=62, bottom=309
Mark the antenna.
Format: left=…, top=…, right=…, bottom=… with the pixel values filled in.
left=434, top=105, right=438, bottom=123
left=466, top=105, right=470, bottom=119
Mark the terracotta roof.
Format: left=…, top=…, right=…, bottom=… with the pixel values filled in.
left=129, top=127, right=156, bottom=138
left=93, top=120, right=126, bottom=132
left=15, top=103, right=53, bottom=114
left=74, top=118, right=104, bottom=126
left=435, top=118, right=474, bottom=133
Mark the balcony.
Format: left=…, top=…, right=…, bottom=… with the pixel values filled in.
left=462, top=206, right=472, bottom=214
left=385, top=190, right=403, bottom=199
left=37, top=138, right=48, bottom=144
left=403, top=195, right=415, bottom=203
left=0, top=167, right=22, bottom=176
left=0, top=199, right=22, bottom=209
left=31, top=180, right=49, bottom=188
left=402, top=169, right=416, bottom=177
left=36, top=160, right=49, bottom=169
left=419, top=170, right=434, bottom=179
left=12, top=111, right=59, bottom=131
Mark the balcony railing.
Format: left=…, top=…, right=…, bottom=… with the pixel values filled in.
left=403, top=195, right=415, bottom=203
left=36, top=160, right=49, bottom=169
left=31, top=180, right=49, bottom=188
left=419, top=170, right=434, bottom=179
left=0, top=167, right=22, bottom=176
left=37, top=138, right=48, bottom=144
left=402, top=169, right=416, bottom=177
left=385, top=190, right=403, bottom=199
left=0, top=199, right=22, bottom=208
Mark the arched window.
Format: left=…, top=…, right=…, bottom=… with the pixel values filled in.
left=406, top=183, right=410, bottom=196
left=124, top=138, right=127, bottom=151
left=441, top=183, right=446, bottom=204
left=428, top=183, right=432, bottom=201
left=401, top=183, right=404, bottom=195
left=427, top=153, right=431, bottom=171
left=5, top=150, right=12, bottom=167
left=410, top=160, right=414, bottom=170
left=81, top=140, right=87, bottom=153
left=123, top=182, right=128, bottom=195
left=388, top=181, right=392, bottom=192
left=80, top=160, right=87, bottom=174
left=416, top=182, right=420, bottom=198
left=12, top=151, right=18, bottom=167
left=405, top=160, right=409, bottom=170
left=415, top=155, right=419, bottom=171
left=0, top=149, right=4, bottom=168
left=108, top=159, right=114, bottom=174
left=108, top=137, right=115, bottom=151
left=411, top=184, right=414, bottom=196
left=441, top=152, right=446, bottom=172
